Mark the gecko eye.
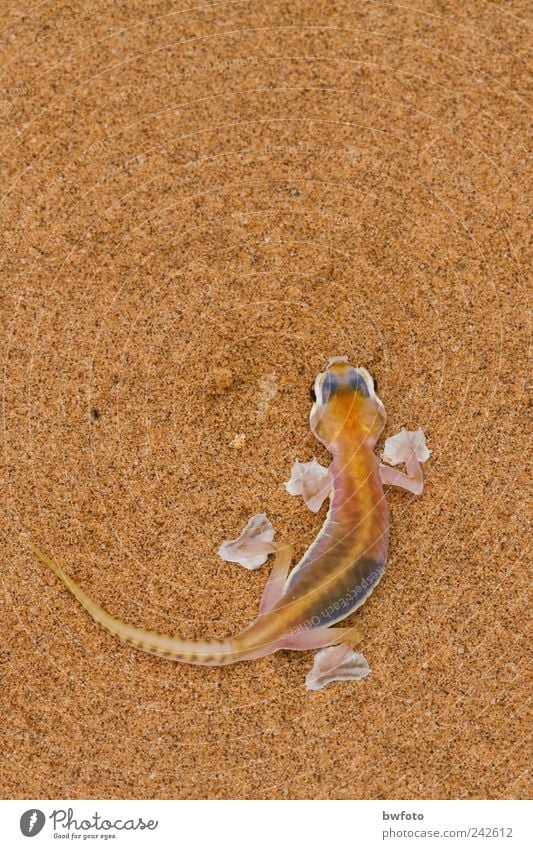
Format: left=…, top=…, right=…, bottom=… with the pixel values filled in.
left=309, top=383, right=317, bottom=402
left=321, top=372, right=340, bottom=402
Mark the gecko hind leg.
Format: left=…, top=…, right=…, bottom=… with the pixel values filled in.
left=281, top=623, right=364, bottom=651
left=280, top=624, right=368, bottom=690
left=379, top=447, right=425, bottom=495
left=259, top=543, right=295, bottom=613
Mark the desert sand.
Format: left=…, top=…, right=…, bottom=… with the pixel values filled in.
left=1, top=1, right=530, bottom=799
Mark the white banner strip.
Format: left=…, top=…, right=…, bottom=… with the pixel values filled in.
left=1, top=799, right=530, bottom=849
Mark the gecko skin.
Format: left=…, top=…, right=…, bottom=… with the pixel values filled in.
left=30, top=360, right=424, bottom=671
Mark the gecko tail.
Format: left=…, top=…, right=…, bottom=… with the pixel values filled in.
left=29, top=542, right=251, bottom=667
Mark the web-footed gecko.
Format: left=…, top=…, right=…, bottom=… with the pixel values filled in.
left=30, top=358, right=428, bottom=689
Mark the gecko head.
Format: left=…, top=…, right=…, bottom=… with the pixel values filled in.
left=309, top=358, right=386, bottom=450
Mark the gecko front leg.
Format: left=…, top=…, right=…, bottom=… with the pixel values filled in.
left=217, top=517, right=296, bottom=612
left=284, top=459, right=331, bottom=512
left=379, top=452, right=424, bottom=495
left=379, top=427, right=431, bottom=495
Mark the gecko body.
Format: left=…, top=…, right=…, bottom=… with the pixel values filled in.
left=31, top=360, right=425, bottom=684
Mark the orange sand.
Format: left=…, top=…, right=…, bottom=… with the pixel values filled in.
left=0, top=1, right=530, bottom=799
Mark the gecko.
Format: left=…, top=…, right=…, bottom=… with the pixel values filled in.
left=30, top=358, right=427, bottom=688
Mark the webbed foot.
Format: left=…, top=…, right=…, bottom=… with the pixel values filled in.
left=218, top=513, right=276, bottom=569
left=379, top=428, right=431, bottom=495
left=305, top=643, right=371, bottom=691
left=284, top=459, right=331, bottom=512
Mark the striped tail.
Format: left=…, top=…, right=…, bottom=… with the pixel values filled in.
left=29, top=542, right=249, bottom=667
